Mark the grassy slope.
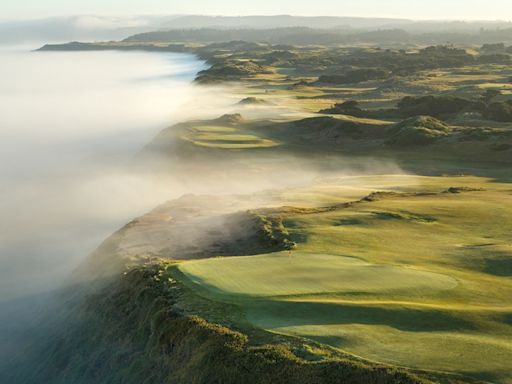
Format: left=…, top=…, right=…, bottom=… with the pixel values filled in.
left=177, top=175, right=512, bottom=384
left=7, top=265, right=436, bottom=384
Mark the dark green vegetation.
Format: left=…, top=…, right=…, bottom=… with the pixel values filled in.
left=318, top=69, right=391, bottom=85
left=122, top=26, right=512, bottom=46
left=196, top=60, right=274, bottom=84
left=6, top=264, right=439, bottom=384
left=385, top=116, right=450, bottom=146
left=483, top=100, right=512, bottom=122
left=27, top=26, right=512, bottom=384
left=323, top=95, right=512, bottom=123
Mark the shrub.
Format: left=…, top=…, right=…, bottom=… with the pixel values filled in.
left=483, top=101, right=512, bottom=122
left=386, top=116, right=450, bottom=147
left=396, top=96, right=479, bottom=118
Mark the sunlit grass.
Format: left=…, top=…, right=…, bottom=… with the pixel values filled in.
left=177, top=175, right=512, bottom=383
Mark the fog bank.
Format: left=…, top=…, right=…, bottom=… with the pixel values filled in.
left=0, top=46, right=412, bottom=304
left=0, top=47, right=217, bottom=300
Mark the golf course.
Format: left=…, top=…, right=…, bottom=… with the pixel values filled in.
left=176, top=175, right=512, bottom=383
left=7, top=17, right=512, bottom=384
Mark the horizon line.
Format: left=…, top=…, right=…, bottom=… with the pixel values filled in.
left=1, top=14, right=512, bottom=24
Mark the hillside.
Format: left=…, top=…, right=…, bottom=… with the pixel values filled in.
left=8, top=175, right=511, bottom=383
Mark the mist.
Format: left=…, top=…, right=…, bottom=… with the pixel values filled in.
left=0, top=46, right=411, bottom=301
left=0, top=46, right=216, bottom=300
left=0, top=44, right=417, bottom=306
left=0, top=16, right=178, bottom=45
left=0, top=41, right=421, bottom=384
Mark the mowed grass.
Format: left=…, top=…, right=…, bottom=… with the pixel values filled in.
left=183, top=125, right=278, bottom=149
left=192, top=125, right=237, bottom=133
left=177, top=175, right=512, bottom=383
left=180, top=252, right=457, bottom=298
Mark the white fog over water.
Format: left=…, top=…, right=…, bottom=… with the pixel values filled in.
left=0, top=47, right=213, bottom=300
left=0, top=46, right=407, bottom=303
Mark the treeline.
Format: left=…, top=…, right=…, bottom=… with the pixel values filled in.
left=124, top=27, right=413, bottom=45
left=124, top=26, right=512, bottom=46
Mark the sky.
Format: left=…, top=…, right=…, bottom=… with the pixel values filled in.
left=2, top=0, right=512, bottom=21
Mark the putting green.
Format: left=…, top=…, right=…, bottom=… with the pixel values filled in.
left=183, top=126, right=278, bottom=149
left=179, top=252, right=457, bottom=298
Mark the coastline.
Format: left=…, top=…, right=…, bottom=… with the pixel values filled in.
left=4, top=38, right=511, bottom=384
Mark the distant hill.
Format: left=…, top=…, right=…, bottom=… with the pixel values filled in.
left=124, top=26, right=512, bottom=46
left=157, top=15, right=409, bottom=30
left=3, top=14, right=512, bottom=45
left=135, top=15, right=512, bottom=33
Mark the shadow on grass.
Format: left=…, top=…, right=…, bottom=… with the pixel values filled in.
left=245, top=300, right=478, bottom=333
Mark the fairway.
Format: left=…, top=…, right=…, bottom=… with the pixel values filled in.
left=177, top=175, right=512, bottom=383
